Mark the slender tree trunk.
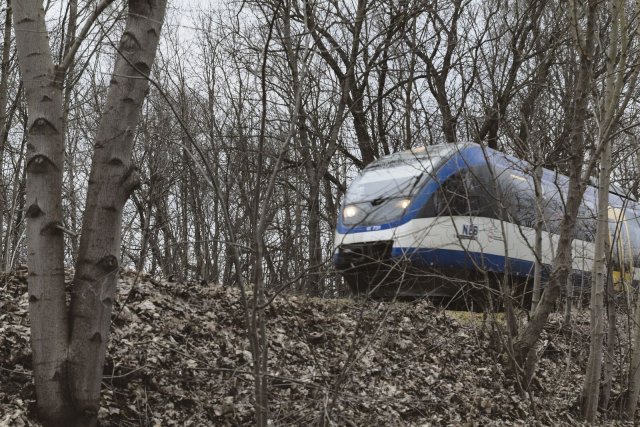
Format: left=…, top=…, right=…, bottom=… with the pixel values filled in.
left=0, top=0, right=13, bottom=260
left=65, top=138, right=80, bottom=258
left=627, top=284, right=640, bottom=418
left=0, top=85, right=22, bottom=267
left=351, top=89, right=375, bottom=164
left=0, top=1, right=11, bottom=137
left=564, top=273, right=573, bottom=327
left=307, top=181, right=322, bottom=293
left=155, top=196, right=176, bottom=275
left=4, top=123, right=26, bottom=271
left=132, top=195, right=151, bottom=272
left=601, top=262, right=616, bottom=411
left=581, top=0, right=630, bottom=418
left=581, top=139, right=611, bottom=421
left=404, top=22, right=417, bottom=148
left=61, top=0, right=79, bottom=259
left=211, top=191, right=220, bottom=282
left=376, top=29, right=391, bottom=156
left=531, top=163, right=543, bottom=312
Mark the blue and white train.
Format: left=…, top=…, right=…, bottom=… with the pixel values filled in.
left=333, top=143, right=640, bottom=299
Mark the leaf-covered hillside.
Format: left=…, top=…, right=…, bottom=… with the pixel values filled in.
left=0, top=269, right=629, bottom=426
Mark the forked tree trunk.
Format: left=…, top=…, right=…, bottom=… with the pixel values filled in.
left=13, top=1, right=167, bottom=425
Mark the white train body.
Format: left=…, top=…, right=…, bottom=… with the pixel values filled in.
left=333, top=143, right=640, bottom=297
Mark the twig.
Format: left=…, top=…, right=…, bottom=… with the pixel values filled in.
left=103, top=364, right=149, bottom=379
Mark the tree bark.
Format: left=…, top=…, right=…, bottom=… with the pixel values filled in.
left=531, top=163, right=543, bottom=313
left=600, top=263, right=616, bottom=411
left=627, top=284, right=640, bottom=418
left=581, top=136, right=611, bottom=421
left=0, top=0, right=13, bottom=257
left=68, top=2, right=166, bottom=420
left=582, top=0, right=631, bottom=418
left=13, top=1, right=70, bottom=423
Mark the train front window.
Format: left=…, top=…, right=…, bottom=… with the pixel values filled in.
left=342, top=155, right=440, bottom=226
left=346, top=163, right=427, bottom=203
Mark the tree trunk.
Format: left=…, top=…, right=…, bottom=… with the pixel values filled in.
left=68, top=3, right=166, bottom=421
left=582, top=0, right=629, bottom=418
left=13, top=1, right=70, bottom=423
left=61, top=0, right=79, bottom=259
left=627, top=284, right=640, bottom=418
left=0, top=0, right=12, bottom=259
left=531, top=163, right=543, bottom=312
left=600, top=263, right=616, bottom=411
left=307, top=180, right=322, bottom=294
left=581, top=138, right=611, bottom=421
left=15, top=1, right=167, bottom=421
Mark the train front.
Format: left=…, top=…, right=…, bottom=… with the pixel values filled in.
left=333, top=144, right=456, bottom=297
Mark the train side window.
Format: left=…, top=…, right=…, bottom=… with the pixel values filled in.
left=512, top=181, right=537, bottom=228
left=493, top=169, right=514, bottom=221
left=575, top=203, right=596, bottom=242
left=426, top=167, right=499, bottom=219
left=542, top=182, right=565, bottom=235
left=496, top=170, right=537, bottom=227
left=471, top=167, right=501, bottom=219
left=437, top=172, right=469, bottom=216
left=436, top=170, right=483, bottom=217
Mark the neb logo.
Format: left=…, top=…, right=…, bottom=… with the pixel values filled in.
left=462, top=224, right=478, bottom=237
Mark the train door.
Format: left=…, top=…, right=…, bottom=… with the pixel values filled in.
left=609, top=206, right=634, bottom=289
left=629, top=208, right=640, bottom=286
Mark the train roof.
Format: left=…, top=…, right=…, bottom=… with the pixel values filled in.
left=366, top=143, right=465, bottom=169
left=371, top=142, right=637, bottom=208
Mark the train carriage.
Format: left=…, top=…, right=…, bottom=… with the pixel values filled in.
left=333, top=143, right=640, bottom=299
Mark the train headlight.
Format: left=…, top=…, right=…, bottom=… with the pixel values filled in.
left=398, top=198, right=411, bottom=209
left=343, top=205, right=360, bottom=219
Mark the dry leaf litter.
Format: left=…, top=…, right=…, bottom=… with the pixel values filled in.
left=0, top=268, right=634, bottom=426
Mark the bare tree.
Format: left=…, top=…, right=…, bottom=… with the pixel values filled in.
left=13, top=0, right=167, bottom=424
left=581, top=0, right=632, bottom=418
left=512, top=0, right=598, bottom=382
left=0, top=1, right=17, bottom=268
left=406, top=0, right=468, bottom=143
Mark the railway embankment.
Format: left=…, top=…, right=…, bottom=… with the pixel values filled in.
left=0, top=269, right=631, bottom=426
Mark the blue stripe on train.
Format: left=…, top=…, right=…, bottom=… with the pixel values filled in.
left=334, top=246, right=577, bottom=279
left=390, top=247, right=544, bottom=278
left=334, top=246, right=593, bottom=289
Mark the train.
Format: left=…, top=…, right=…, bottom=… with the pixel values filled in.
left=333, top=142, right=640, bottom=300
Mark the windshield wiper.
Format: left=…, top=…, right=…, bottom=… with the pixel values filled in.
left=409, top=173, right=424, bottom=194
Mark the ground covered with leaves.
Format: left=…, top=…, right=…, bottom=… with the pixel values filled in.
left=0, top=269, right=634, bottom=426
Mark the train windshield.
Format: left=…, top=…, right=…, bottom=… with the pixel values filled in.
left=342, top=149, right=449, bottom=226
left=345, top=160, right=432, bottom=204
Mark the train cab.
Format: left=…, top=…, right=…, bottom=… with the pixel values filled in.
left=334, top=142, right=640, bottom=298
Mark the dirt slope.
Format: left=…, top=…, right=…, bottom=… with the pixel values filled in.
left=0, top=269, right=630, bottom=426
